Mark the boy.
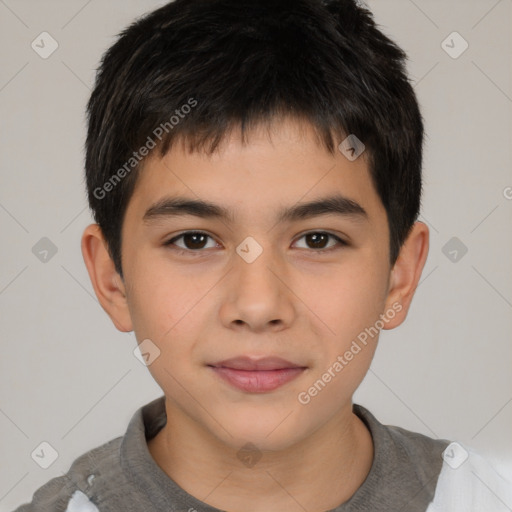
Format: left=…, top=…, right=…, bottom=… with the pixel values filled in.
left=13, top=0, right=512, bottom=510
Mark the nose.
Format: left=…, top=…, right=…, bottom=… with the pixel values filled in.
left=219, top=242, right=296, bottom=334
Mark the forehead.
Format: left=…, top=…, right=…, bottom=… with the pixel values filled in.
left=125, top=117, right=386, bottom=228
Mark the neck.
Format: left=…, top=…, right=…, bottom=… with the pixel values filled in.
left=148, top=400, right=374, bottom=512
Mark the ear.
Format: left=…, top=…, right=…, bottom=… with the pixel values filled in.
left=81, top=223, right=133, bottom=332
left=382, top=221, right=429, bottom=330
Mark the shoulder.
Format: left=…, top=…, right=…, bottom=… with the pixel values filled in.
left=354, top=404, right=450, bottom=482
left=426, top=443, right=512, bottom=511
left=12, top=436, right=125, bottom=512
left=352, top=405, right=512, bottom=510
left=350, top=404, right=449, bottom=510
left=12, top=397, right=163, bottom=512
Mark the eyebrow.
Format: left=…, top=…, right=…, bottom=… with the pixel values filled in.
left=143, top=194, right=368, bottom=225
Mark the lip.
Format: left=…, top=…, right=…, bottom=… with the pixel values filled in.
left=208, top=356, right=307, bottom=393
left=211, top=356, right=303, bottom=371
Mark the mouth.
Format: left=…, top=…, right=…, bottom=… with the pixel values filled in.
left=208, top=356, right=307, bottom=393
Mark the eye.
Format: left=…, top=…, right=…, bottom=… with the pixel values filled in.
left=164, top=230, right=347, bottom=255
left=164, top=231, right=218, bottom=253
left=293, top=231, right=347, bottom=252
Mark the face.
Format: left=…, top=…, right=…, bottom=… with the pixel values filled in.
left=116, top=118, right=397, bottom=450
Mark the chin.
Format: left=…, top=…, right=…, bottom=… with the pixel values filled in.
left=210, top=407, right=312, bottom=453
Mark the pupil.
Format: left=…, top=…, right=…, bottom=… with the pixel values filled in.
left=307, top=233, right=327, bottom=249
left=185, top=233, right=206, bottom=249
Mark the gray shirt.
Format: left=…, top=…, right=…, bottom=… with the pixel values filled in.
left=13, top=395, right=450, bottom=512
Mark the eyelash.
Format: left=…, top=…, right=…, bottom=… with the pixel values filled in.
left=163, top=230, right=348, bottom=256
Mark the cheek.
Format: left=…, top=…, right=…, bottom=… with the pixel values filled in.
left=127, top=270, right=205, bottom=391
left=306, top=257, right=389, bottom=348
left=126, top=261, right=201, bottom=346
left=296, top=274, right=383, bottom=419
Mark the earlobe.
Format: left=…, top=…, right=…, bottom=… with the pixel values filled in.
left=382, top=221, right=429, bottom=330
left=81, top=223, right=133, bottom=332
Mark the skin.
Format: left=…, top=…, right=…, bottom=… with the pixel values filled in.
left=82, top=117, right=429, bottom=512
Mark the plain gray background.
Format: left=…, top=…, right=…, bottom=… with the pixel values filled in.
left=1, top=0, right=511, bottom=510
